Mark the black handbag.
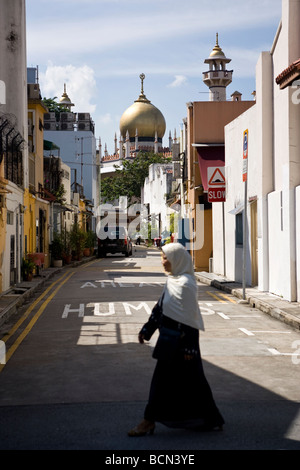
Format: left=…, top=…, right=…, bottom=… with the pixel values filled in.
left=152, top=326, right=183, bottom=361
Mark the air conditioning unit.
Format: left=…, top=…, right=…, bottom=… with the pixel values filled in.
left=44, top=122, right=57, bottom=131
left=78, top=113, right=90, bottom=121
left=28, top=83, right=40, bottom=100
left=44, top=112, right=56, bottom=121
left=72, top=193, right=79, bottom=205
left=172, top=143, right=180, bottom=161
left=60, top=122, right=74, bottom=131
left=60, top=112, right=75, bottom=122
left=77, top=122, right=91, bottom=131
left=173, top=162, right=181, bottom=179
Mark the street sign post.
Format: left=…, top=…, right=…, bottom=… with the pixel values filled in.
left=243, top=129, right=248, bottom=182
left=242, top=130, right=248, bottom=300
left=207, top=166, right=226, bottom=275
left=207, top=166, right=226, bottom=203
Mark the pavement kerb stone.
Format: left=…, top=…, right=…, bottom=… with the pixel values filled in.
left=0, top=255, right=96, bottom=328
left=195, top=272, right=300, bottom=332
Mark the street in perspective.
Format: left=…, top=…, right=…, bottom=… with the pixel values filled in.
left=2, top=0, right=300, bottom=458
left=0, top=246, right=299, bottom=451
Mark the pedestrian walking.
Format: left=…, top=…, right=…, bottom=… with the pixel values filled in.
left=128, top=242, right=224, bottom=437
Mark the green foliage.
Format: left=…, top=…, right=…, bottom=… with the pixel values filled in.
left=54, top=184, right=66, bottom=205
left=100, top=151, right=171, bottom=203
left=84, top=230, right=96, bottom=248
left=70, top=222, right=86, bottom=255
left=61, top=228, right=72, bottom=255
left=22, top=258, right=35, bottom=275
left=42, top=97, right=71, bottom=120
left=50, top=232, right=64, bottom=260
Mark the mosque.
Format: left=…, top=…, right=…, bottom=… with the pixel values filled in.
left=100, top=73, right=174, bottom=167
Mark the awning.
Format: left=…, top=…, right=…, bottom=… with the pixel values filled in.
left=194, top=144, right=225, bottom=191
left=44, top=140, right=60, bottom=151
left=229, top=203, right=244, bottom=215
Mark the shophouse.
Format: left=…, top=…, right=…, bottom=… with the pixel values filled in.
left=186, top=36, right=255, bottom=271
left=25, top=80, right=50, bottom=267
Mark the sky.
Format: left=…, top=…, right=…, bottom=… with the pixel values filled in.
left=26, top=0, right=283, bottom=155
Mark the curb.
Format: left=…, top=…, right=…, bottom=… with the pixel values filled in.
left=195, top=272, right=300, bottom=331
left=0, top=256, right=96, bottom=328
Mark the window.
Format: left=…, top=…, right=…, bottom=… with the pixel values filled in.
left=7, top=211, right=13, bottom=225
left=236, top=213, right=243, bottom=246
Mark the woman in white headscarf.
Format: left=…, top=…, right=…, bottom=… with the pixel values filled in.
left=128, top=243, right=224, bottom=437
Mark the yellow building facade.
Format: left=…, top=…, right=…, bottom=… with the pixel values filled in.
left=25, top=84, right=50, bottom=268
left=0, top=162, right=10, bottom=292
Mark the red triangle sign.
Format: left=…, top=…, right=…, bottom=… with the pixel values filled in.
left=208, top=168, right=225, bottom=186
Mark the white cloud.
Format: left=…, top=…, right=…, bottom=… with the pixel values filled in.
left=27, top=0, right=282, bottom=60
left=39, top=63, right=97, bottom=113
left=168, top=75, right=188, bottom=88
left=98, top=113, right=113, bottom=125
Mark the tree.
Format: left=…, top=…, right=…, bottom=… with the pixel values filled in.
left=42, top=97, right=71, bottom=120
left=100, top=151, right=171, bottom=203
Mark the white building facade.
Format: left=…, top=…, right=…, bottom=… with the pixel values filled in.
left=212, top=0, right=300, bottom=302
left=142, top=163, right=176, bottom=239
left=0, top=0, right=28, bottom=290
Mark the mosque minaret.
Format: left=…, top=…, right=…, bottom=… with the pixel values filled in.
left=202, top=33, right=233, bottom=101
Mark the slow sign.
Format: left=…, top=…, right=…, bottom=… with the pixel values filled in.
left=208, top=187, right=226, bottom=203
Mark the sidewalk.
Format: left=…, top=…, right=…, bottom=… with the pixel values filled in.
left=195, top=271, right=300, bottom=331
left=0, top=256, right=96, bottom=328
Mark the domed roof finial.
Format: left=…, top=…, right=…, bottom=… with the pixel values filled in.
left=59, top=83, right=74, bottom=108
left=140, top=73, right=145, bottom=95
left=209, top=32, right=225, bottom=57
left=136, top=73, right=150, bottom=103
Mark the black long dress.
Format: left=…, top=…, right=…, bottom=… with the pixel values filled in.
left=140, top=303, right=225, bottom=431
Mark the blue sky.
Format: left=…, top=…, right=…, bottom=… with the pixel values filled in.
left=26, top=0, right=282, bottom=154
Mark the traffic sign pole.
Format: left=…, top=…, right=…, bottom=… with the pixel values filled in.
left=242, top=130, right=248, bottom=300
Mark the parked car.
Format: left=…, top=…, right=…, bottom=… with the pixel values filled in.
left=97, top=226, right=133, bottom=257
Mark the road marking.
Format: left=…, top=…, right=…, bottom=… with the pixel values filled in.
left=230, top=315, right=261, bottom=318
left=206, top=291, right=227, bottom=303
left=251, top=331, right=291, bottom=334
left=216, top=312, right=230, bottom=320
left=239, top=328, right=255, bottom=336
left=217, top=292, right=237, bottom=303
left=239, top=328, right=291, bottom=337
left=268, top=348, right=296, bottom=356
left=0, top=271, right=74, bottom=373
left=1, top=271, right=72, bottom=344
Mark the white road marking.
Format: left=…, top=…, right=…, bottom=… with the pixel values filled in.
left=268, top=348, right=296, bottom=356
left=239, top=328, right=255, bottom=336
left=216, top=312, right=230, bottom=320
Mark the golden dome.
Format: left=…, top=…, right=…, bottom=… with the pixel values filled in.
left=209, top=33, right=225, bottom=58
left=120, top=74, right=166, bottom=139
left=59, top=83, right=74, bottom=107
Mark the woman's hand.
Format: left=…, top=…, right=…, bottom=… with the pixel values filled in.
left=138, top=333, right=145, bottom=344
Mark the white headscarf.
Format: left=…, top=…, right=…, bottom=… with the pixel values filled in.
left=161, top=243, right=204, bottom=331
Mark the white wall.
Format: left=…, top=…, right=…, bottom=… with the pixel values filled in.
left=0, top=0, right=27, bottom=290
left=142, top=164, right=174, bottom=236
left=3, top=184, right=24, bottom=291
left=212, top=0, right=300, bottom=301
left=296, top=186, right=300, bottom=301
left=217, top=104, right=257, bottom=284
